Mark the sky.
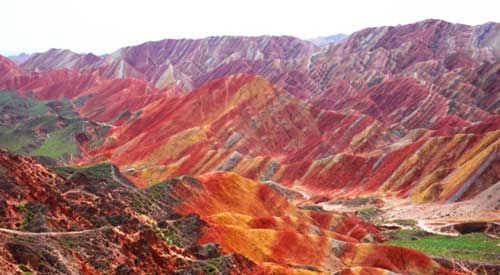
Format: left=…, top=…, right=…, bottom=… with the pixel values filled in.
left=2, top=0, right=499, bottom=56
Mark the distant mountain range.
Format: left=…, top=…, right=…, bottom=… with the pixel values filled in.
left=7, top=52, right=32, bottom=64
left=309, top=33, right=348, bottom=46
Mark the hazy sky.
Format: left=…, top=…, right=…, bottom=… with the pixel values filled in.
left=2, top=0, right=499, bottom=56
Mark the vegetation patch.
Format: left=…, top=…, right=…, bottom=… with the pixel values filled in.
left=389, top=219, right=418, bottom=227
left=57, top=238, right=75, bottom=250
left=18, top=263, right=32, bottom=274
left=0, top=90, right=108, bottom=161
left=145, top=180, right=174, bottom=200
left=16, top=203, right=34, bottom=230
left=202, top=257, right=224, bottom=275
left=30, top=123, right=80, bottom=159
left=152, top=223, right=181, bottom=246
left=387, top=230, right=500, bottom=263
left=354, top=207, right=382, bottom=222
left=52, top=163, right=115, bottom=183
left=297, top=204, right=325, bottom=212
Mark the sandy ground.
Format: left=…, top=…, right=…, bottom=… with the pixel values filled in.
left=320, top=182, right=500, bottom=235
left=382, top=182, right=500, bottom=222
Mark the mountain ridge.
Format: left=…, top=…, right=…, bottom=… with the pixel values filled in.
left=0, top=18, right=499, bottom=274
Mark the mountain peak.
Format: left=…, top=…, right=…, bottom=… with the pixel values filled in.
left=20, top=48, right=102, bottom=72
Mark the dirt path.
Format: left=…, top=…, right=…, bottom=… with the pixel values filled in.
left=416, top=220, right=459, bottom=236
left=111, top=164, right=129, bottom=186
left=0, top=226, right=112, bottom=237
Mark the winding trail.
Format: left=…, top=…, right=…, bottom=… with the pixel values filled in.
left=111, top=164, right=144, bottom=189
left=0, top=226, right=112, bottom=237
left=111, top=164, right=129, bottom=187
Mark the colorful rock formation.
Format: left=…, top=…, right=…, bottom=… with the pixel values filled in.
left=0, top=18, right=498, bottom=274
left=0, top=150, right=461, bottom=274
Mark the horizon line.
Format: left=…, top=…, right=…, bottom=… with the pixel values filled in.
left=2, top=18, right=497, bottom=57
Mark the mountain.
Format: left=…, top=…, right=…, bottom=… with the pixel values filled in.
left=12, top=36, right=319, bottom=93
left=98, top=35, right=319, bottom=91
left=0, top=55, right=22, bottom=81
left=0, top=20, right=498, bottom=204
left=20, top=48, right=102, bottom=72
left=88, top=74, right=500, bottom=207
left=0, top=54, right=180, bottom=122
left=309, top=34, right=348, bottom=47
left=92, top=74, right=392, bottom=183
left=0, top=19, right=499, bottom=274
left=7, top=53, right=32, bottom=64
left=8, top=20, right=499, bottom=98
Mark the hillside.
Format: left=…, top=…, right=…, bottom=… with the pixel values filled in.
left=0, top=18, right=499, bottom=274
left=0, top=149, right=462, bottom=274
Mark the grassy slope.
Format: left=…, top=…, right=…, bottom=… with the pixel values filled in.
left=0, top=90, right=106, bottom=160
left=387, top=230, right=500, bottom=263
left=30, top=120, right=84, bottom=158
left=0, top=90, right=51, bottom=116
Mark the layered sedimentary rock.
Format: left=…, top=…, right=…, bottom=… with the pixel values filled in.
left=0, top=149, right=262, bottom=274
left=20, top=48, right=101, bottom=72
left=0, top=57, right=180, bottom=125
left=88, top=73, right=500, bottom=204
left=17, top=36, right=318, bottom=92
left=0, top=56, right=22, bottom=81
left=0, top=18, right=498, bottom=274
left=0, top=150, right=460, bottom=274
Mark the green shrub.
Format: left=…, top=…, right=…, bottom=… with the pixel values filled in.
left=387, top=230, right=500, bottom=263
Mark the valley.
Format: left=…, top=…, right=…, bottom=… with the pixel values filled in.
left=0, top=19, right=499, bottom=274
